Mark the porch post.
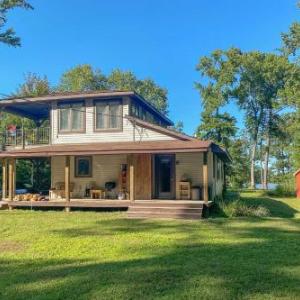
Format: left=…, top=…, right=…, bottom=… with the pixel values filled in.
left=203, top=152, right=209, bottom=203
left=8, top=158, right=15, bottom=201
left=2, top=158, right=7, bottom=200
left=65, top=155, right=71, bottom=212
left=129, top=155, right=135, bottom=201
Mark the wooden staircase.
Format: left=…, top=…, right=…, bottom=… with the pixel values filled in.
left=127, top=200, right=204, bottom=220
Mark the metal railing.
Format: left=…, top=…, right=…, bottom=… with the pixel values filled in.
left=0, top=127, right=50, bottom=148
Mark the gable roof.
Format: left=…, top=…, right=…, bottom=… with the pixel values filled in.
left=126, top=116, right=194, bottom=141
left=0, top=90, right=173, bottom=125
left=294, top=169, right=300, bottom=177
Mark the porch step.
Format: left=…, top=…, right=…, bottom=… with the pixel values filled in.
left=0, top=201, right=8, bottom=210
left=127, top=201, right=204, bottom=220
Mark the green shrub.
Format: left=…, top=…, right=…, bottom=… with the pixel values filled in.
left=265, top=184, right=295, bottom=197
left=213, top=198, right=270, bottom=218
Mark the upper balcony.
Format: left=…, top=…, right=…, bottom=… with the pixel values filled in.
left=0, top=127, right=50, bottom=150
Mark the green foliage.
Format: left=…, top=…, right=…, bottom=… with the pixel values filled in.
left=0, top=0, right=33, bottom=47
left=58, top=64, right=107, bottom=92
left=212, top=190, right=270, bottom=218
left=58, top=66, right=169, bottom=114
left=227, top=137, right=250, bottom=188
left=173, top=121, right=184, bottom=133
left=196, top=111, right=237, bottom=149
left=15, top=72, right=51, bottom=97
left=196, top=48, right=296, bottom=188
left=106, top=69, right=168, bottom=114
left=265, top=184, right=295, bottom=197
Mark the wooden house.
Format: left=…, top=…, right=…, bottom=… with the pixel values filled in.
left=0, top=91, right=229, bottom=219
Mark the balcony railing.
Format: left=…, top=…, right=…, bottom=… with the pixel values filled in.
left=0, top=127, right=50, bottom=149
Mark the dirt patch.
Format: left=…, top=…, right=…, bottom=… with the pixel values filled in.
left=0, top=241, right=25, bottom=253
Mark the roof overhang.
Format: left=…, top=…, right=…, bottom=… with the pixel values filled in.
left=0, top=140, right=230, bottom=160
left=0, top=91, right=173, bottom=125
left=294, top=169, right=300, bottom=177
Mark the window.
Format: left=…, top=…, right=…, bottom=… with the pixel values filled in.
left=58, top=102, right=85, bottom=132
left=95, top=100, right=122, bottom=130
left=75, top=156, right=92, bottom=177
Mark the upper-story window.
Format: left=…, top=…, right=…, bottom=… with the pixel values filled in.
left=58, top=101, right=85, bottom=133
left=94, top=99, right=122, bottom=131
left=130, top=101, right=162, bottom=126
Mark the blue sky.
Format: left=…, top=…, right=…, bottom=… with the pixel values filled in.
left=0, top=0, right=299, bottom=134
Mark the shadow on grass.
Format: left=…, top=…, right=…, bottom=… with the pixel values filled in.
left=2, top=218, right=300, bottom=299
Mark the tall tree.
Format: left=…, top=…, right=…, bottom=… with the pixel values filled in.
left=58, top=65, right=169, bottom=114
left=196, top=48, right=293, bottom=189
left=0, top=0, right=33, bottom=47
left=58, top=64, right=107, bottom=92
left=107, top=69, right=168, bottom=114
left=196, top=111, right=237, bottom=149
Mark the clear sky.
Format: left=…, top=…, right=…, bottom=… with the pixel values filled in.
left=0, top=0, right=299, bottom=134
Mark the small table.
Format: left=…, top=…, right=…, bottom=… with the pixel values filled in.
left=90, top=189, right=106, bottom=199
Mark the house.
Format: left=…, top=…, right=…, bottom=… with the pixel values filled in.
left=294, top=169, right=300, bottom=198
left=0, top=91, right=229, bottom=219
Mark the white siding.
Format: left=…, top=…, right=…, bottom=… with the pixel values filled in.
left=51, top=154, right=127, bottom=198
left=51, top=96, right=175, bottom=144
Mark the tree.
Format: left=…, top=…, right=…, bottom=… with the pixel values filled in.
left=227, top=136, right=250, bottom=188
left=15, top=72, right=50, bottom=97
left=281, top=2, right=300, bottom=170
left=196, top=111, right=237, bottom=149
left=196, top=48, right=293, bottom=189
left=58, top=65, right=169, bottom=114
left=174, top=121, right=184, bottom=133
left=58, top=64, right=107, bottom=92
left=0, top=0, right=33, bottom=47
left=107, top=69, right=168, bottom=114
left=0, top=73, right=51, bottom=192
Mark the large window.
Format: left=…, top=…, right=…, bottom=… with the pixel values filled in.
left=95, top=100, right=122, bottom=131
left=75, top=156, right=92, bottom=177
left=58, top=102, right=85, bottom=133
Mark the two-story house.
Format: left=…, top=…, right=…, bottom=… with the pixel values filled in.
left=0, top=91, right=229, bottom=219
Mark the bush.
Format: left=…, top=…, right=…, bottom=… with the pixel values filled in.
left=265, top=184, right=295, bottom=197
left=220, top=201, right=270, bottom=218
left=211, top=190, right=271, bottom=218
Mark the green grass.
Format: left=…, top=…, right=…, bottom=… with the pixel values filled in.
left=1, top=191, right=300, bottom=299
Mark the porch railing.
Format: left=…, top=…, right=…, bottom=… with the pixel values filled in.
left=0, top=127, right=50, bottom=148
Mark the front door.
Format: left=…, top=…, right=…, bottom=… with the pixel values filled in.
left=154, top=154, right=175, bottom=199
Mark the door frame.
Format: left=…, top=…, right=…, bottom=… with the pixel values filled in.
left=152, top=154, right=176, bottom=199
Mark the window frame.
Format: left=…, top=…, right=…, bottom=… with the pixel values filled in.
left=58, top=101, right=86, bottom=134
left=93, top=98, right=123, bottom=132
left=75, top=156, right=93, bottom=178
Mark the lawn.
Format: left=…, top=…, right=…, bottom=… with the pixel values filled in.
left=1, top=191, right=300, bottom=300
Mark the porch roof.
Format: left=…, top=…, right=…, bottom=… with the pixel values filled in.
left=0, top=140, right=229, bottom=161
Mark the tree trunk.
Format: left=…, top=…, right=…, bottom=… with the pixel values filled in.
left=250, top=140, right=257, bottom=189
left=263, top=133, right=270, bottom=190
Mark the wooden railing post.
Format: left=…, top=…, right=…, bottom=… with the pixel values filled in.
left=203, top=152, right=208, bottom=204
left=8, top=158, right=15, bottom=201
left=21, top=128, right=25, bottom=149
left=2, top=158, right=7, bottom=200
left=65, top=155, right=71, bottom=212
left=129, top=155, right=135, bottom=202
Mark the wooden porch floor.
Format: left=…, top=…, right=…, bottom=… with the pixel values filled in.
left=3, top=199, right=211, bottom=209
